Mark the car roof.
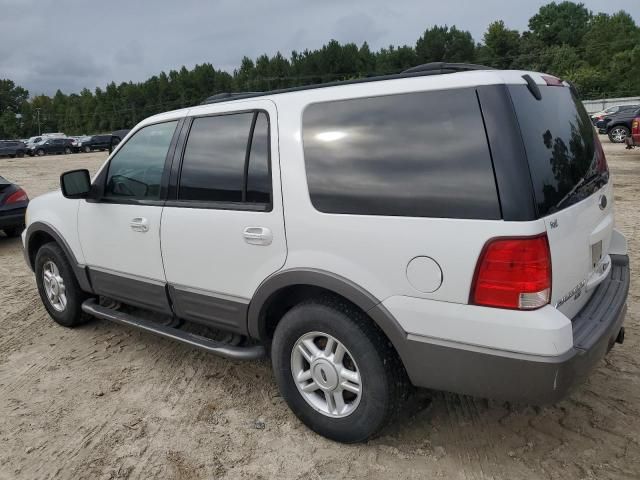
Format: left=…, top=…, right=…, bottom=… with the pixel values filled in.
left=136, top=66, right=562, bottom=129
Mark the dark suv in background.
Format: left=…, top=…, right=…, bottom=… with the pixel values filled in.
left=77, top=134, right=112, bottom=152
left=0, top=140, right=26, bottom=158
left=28, top=138, right=74, bottom=156
left=596, top=106, right=640, bottom=143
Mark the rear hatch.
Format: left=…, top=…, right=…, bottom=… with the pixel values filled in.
left=508, top=82, right=613, bottom=319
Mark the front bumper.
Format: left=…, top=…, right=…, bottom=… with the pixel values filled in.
left=401, top=254, right=630, bottom=404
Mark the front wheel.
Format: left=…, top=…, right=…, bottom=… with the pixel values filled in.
left=609, top=126, right=630, bottom=143
left=64, top=147, right=72, bottom=154
left=35, top=243, right=90, bottom=327
left=36, top=149, right=45, bottom=156
left=272, top=298, right=407, bottom=443
left=83, top=146, right=91, bottom=153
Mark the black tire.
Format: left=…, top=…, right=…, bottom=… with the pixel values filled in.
left=3, top=225, right=24, bottom=237
left=17, top=151, right=24, bottom=158
left=272, top=297, right=407, bottom=443
left=84, top=146, right=91, bottom=153
left=9, top=154, right=15, bottom=158
left=35, top=242, right=91, bottom=328
left=64, top=147, right=72, bottom=154
left=36, top=148, right=45, bottom=156
left=608, top=125, right=630, bottom=143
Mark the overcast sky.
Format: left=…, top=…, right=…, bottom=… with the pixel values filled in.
left=1, top=0, right=638, bottom=96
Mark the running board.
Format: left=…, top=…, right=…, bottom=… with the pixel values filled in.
left=81, top=298, right=265, bottom=360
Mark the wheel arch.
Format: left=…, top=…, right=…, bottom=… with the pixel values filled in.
left=24, top=222, right=93, bottom=293
left=247, top=269, right=409, bottom=362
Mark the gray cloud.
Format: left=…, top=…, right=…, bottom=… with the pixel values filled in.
left=0, top=0, right=637, bottom=96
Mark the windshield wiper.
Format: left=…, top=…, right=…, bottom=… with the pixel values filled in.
left=553, top=172, right=604, bottom=212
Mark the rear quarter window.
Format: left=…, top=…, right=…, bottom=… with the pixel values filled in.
left=302, top=88, right=500, bottom=219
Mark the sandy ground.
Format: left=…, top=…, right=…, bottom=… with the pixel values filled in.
left=0, top=143, right=638, bottom=480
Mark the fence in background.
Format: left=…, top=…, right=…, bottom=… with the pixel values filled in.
left=583, top=96, right=640, bottom=114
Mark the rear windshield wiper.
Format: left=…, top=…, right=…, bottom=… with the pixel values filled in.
left=553, top=171, right=604, bottom=212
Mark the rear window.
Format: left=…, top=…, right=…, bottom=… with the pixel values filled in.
left=302, top=88, right=500, bottom=219
left=508, top=85, right=607, bottom=217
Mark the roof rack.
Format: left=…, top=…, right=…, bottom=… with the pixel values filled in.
left=199, top=62, right=493, bottom=105
left=402, top=62, right=493, bottom=74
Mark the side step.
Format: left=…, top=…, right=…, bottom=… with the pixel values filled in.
left=81, top=299, right=265, bottom=360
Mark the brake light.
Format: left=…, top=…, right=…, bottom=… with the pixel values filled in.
left=471, top=234, right=551, bottom=310
left=594, top=134, right=608, bottom=174
left=4, top=188, right=28, bottom=205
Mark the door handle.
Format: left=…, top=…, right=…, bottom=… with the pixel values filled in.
left=243, top=226, right=272, bottom=246
left=130, top=217, right=149, bottom=233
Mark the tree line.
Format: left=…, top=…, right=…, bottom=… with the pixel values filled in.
left=1, top=1, right=639, bottom=139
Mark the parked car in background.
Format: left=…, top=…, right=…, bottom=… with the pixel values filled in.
left=42, top=132, right=66, bottom=138
left=0, top=176, right=28, bottom=237
left=28, top=137, right=74, bottom=156
left=109, top=129, right=131, bottom=153
left=590, top=104, right=639, bottom=125
left=596, top=106, right=640, bottom=143
left=0, top=140, right=26, bottom=158
left=77, top=134, right=112, bottom=153
left=71, top=136, right=91, bottom=152
left=624, top=116, right=640, bottom=149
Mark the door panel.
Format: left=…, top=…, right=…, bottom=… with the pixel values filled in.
left=78, top=202, right=168, bottom=309
left=161, top=101, right=286, bottom=330
left=77, top=119, right=181, bottom=310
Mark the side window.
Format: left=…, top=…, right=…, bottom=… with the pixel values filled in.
left=302, top=89, right=500, bottom=219
left=105, top=120, right=177, bottom=200
left=178, top=111, right=272, bottom=207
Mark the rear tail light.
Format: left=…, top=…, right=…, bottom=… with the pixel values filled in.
left=4, top=188, right=28, bottom=205
left=471, top=234, right=551, bottom=310
left=594, top=134, right=609, bottom=174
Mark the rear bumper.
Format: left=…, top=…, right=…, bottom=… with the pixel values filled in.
left=0, top=209, right=26, bottom=229
left=399, top=254, right=630, bottom=404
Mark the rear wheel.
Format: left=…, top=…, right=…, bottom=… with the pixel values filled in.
left=272, top=297, right=407, bottom=443
left=35, top=243, right=90, bottom=327
left=84, top=146, right=91, bottom=153
left=16, top=151, right=24, bottom=158
left=609, top=126, right=630, bottom=143
left=64, top=147, right=72, bottom=154
left=36, top=148, right=45, bottom=156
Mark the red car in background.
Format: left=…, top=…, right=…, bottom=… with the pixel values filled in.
left=626, top=116, right=640, bottom=149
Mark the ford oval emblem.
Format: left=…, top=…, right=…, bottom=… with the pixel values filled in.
left=599, top=195, right=607, bottom=210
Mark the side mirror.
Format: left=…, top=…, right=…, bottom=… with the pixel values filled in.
left=60, top=169, right=92, bottom=199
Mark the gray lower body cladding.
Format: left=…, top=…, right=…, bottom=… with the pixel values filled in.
left=400, top=254, right=630, bottom=404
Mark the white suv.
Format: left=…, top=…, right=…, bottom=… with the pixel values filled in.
left=23, top=63, right=630, bottom=443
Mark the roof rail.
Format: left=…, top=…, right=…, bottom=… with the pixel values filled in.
left=198, top=63, right=494, bottom=106
left=402, top=62, right=493, bottom=74
left=201, top=92, right=262, bottom=105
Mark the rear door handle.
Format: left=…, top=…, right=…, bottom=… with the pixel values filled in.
left=130, top=217, right=149, bottom=233
left=243, top=226, right=272, bottom=246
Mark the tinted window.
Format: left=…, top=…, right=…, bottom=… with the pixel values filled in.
left=302, top=89, right=500, bottom=219
left=179, top=111, right=271, bottom=206
left=509, top=85, right=607, bottom=216
left=105, top=121, right=177, bottom=200
left=246, top=112, right=271, bottom=204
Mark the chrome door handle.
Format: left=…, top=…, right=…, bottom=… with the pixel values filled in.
left=130, top=217, right=149, bottom=233
left=243, top=226, right=272, bottom=246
